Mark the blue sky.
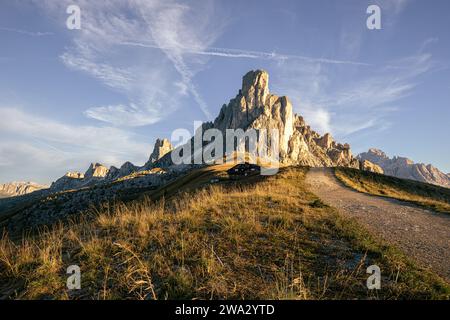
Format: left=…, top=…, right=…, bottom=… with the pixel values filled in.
left=1, top=0, right=449, bottom=184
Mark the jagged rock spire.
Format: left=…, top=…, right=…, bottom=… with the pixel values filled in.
left=241, top=69, right=270, bottom=110
left=148, top=138, right=174, bottom=164
left=84, top=163, right=109, bottom=179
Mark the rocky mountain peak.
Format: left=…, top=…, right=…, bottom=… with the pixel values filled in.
left=106, top=162, right=138, bottom=181
left=84, top=163, right=109, bottom=179
left=358, top=148, right=450, bottom=188
left=65, top=172, right=84, bottom=179
left=367, top=148, right=388, bottom=159
left=118, top=161, right=138, bottom=177
left=393, top=156, right=415, bottom=166
left=154, top=70, right=359, bottom=169
left=121, top=161, right=136, bottom=170
left=316, top=133, right=334, bottom=150
left=241, top=69, right=270, bottom=109
left=51, top=163, right=109, bottom=192
left=148, top=138, right=174, bottom=164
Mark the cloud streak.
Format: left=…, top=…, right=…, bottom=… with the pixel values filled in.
left=274, top=49, right=435, bottom=138
left=0, top=26, right=53, bottom=37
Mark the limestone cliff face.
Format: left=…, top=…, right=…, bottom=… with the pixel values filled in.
left=358, top=149, right=450, bottom=187
left=144, top=139, right=174, bottom=168
left=85, top=163, right=109, bottom=179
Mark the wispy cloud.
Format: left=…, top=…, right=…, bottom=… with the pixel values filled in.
left=83, top=103, right=162, bottom=126
left=273, top=48, right=435, bottom=138
left=35, top=0, right=225, bottom=125
left=37, top=0, right=369, bottom=126
left=60, top=54, right=134, bottom=91
left=0, top=107, right=150, bottom=183
left=0, top=26, right=53, bottom=37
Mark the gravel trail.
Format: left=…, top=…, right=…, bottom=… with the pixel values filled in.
left=306, top=168, right=450, bottom=282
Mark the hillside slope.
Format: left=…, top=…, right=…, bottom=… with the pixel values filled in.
left=1, top=166, right=448, bottom=300
left=335, top=167, right=450, bottom=213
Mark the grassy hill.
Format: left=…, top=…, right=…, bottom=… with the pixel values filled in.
left=335, top=168, right=450, bottom=214
left=0, top=166, right=448, bottom=300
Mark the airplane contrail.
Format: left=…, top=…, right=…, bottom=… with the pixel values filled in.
left=0, top=26, right=53, bottom=37
left=119, top=41, right=370, bottom=66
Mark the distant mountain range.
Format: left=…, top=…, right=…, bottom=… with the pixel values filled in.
left=357, top=149, right=450, bottom=188
left=0, top=182, right=48, bottom=198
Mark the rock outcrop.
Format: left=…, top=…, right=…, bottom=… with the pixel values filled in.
left=155, top=70, right=359, bottom=168
left=85, top=163, right=109, bottom=179
left=358, top=149, right=450, bottom=188
left=0, top=182, right=48, bottom=198
left=143, top=139, right=174, bottom=169
left=107, top=162, right=138, bottom=180
left=50, top=163, right=109, bottom=192
left=360, top=160, right=384, bottom=174
left=49, top=172, right=84, bottom=192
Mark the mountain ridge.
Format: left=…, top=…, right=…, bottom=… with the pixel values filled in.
left=357, top=148, right=450, bottom=188
left=38, top=69, right=360, bottom=194
left=3, top=70, right=447, bottom=196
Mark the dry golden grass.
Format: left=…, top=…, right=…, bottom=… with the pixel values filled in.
left=335, top=168, right=450, bottom=214
left=0, top=167, right=448, bottom=300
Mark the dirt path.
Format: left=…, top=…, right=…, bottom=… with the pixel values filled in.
left=306, top=168, right=450, bottom=282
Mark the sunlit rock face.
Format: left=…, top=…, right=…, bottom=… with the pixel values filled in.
left=360, top=160, right=384, bottom=174
left=210, top=69, right=358, bottom=167
left=50, top=163, right=110, bottom=192
left=84, top=163, right=109, bottom=179
left=149, top=139, right=174, bottom=164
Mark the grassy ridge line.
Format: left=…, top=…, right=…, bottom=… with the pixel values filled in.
left=334, top=168, right=450, bottom=214
left=144, top=163, right=237, bottom=201
left=0, top=167, right=448, bottom=300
